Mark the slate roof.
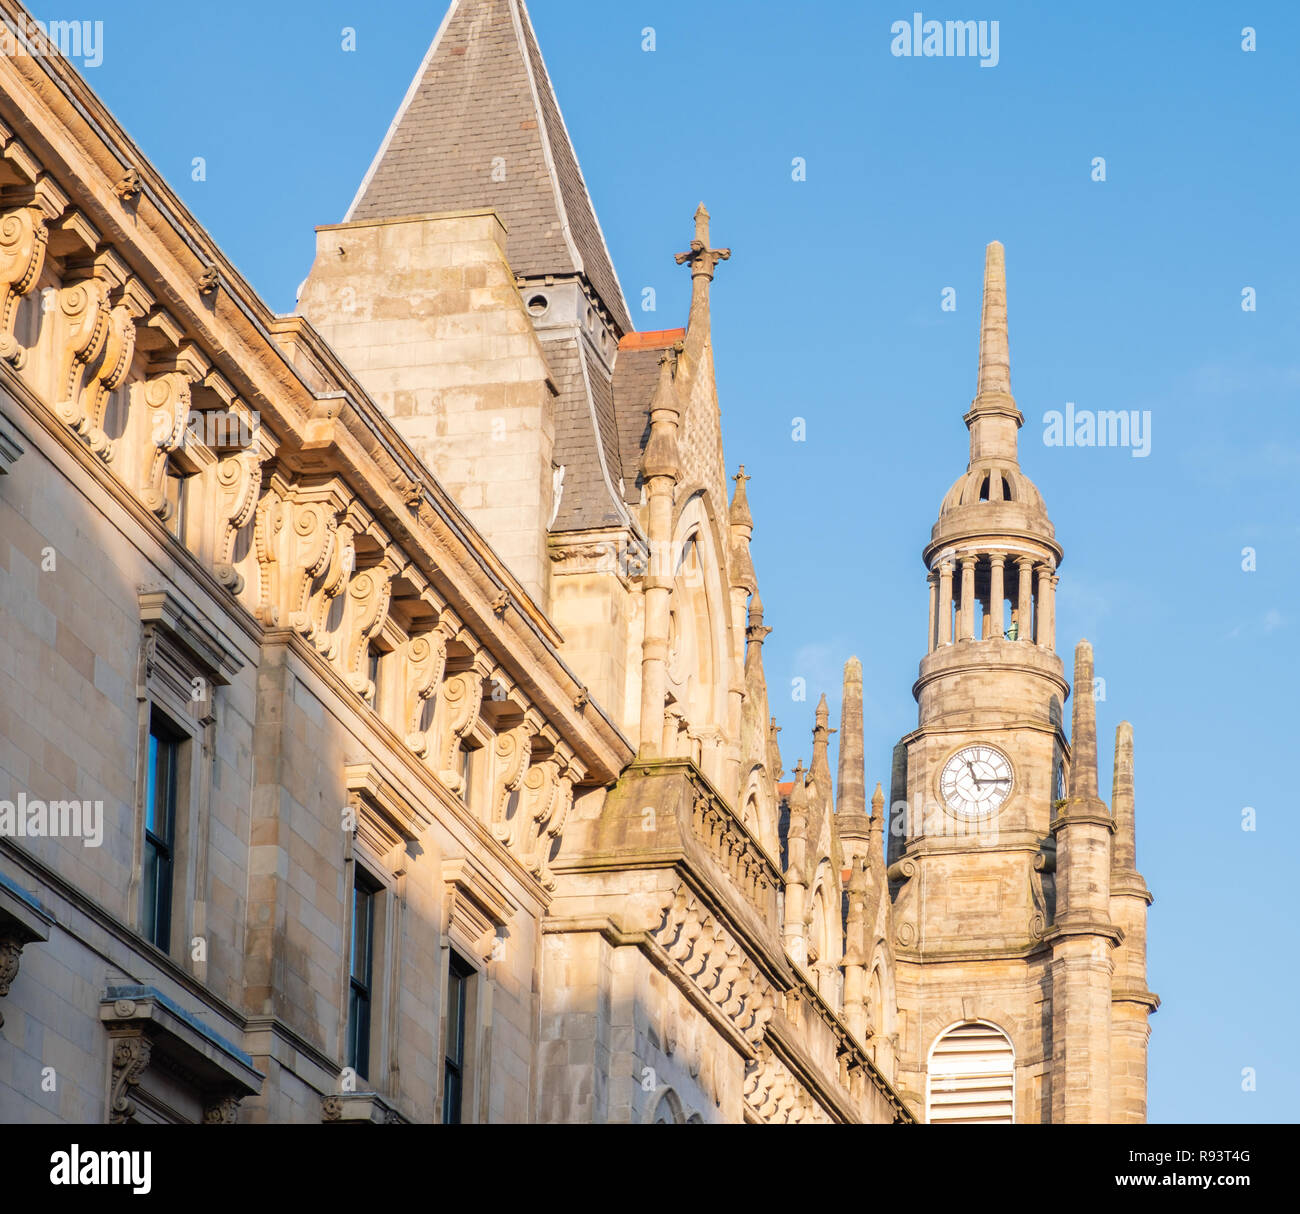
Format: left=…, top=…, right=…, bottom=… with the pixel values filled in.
left=545, top=334, right=628, bottom=532
left=346, top=0, right=632, bottom=336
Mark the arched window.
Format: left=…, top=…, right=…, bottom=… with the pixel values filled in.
left=926, top=1020, right=1015, bottom=1124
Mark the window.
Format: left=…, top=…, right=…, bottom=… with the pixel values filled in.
left=142, top=714, right=180, bottom=950
left=347, top=872, right=378, bottom=1080
left=459, top=741, right=476, bottom=807
left=926, top=1021, right=1015, bottom=1123
left=367, top=643, right=383, bottom=709
left=164, top=466, right=191, bottom=541
left=443, top=953, right=474, bottom=1124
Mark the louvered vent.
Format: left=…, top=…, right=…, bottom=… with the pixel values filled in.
left=926, top=1021, right=1015, bottom=1124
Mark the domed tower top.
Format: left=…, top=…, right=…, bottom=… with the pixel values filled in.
left=916, top=242, right=1067, bottom=721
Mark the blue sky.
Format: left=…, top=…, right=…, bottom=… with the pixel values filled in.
left=77, top=1, right=1298, bottom=1122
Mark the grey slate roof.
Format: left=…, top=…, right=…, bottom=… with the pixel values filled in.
left=546, top=334, right=628, bottom=532
left=611, top=346, right=661, bottom=505
left=347, top=0, right=632, bottom=336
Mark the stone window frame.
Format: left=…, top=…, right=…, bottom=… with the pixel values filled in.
left=131, top=589, right=242, bottom=969
left=438, top=854, right=516, bottom=1125
left=340, top=760, right=428, bottom=1107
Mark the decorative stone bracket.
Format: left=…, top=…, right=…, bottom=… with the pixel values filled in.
left=99, top=985, right=263, bottom=1124
left=0, top=870, right=53, bottom=1028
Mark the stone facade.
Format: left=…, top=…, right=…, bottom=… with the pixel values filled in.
left=0, top=0, right=1150, bottom=1126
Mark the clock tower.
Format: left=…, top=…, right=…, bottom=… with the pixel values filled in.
left=887, top=243, right=1156, bottom=1123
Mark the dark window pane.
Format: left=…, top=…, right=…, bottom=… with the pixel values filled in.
left=142, top=717, right=178, bottom=950
left=347, top=874, right=376, bottom=1080
left=443, top=953, right=472, bottom=1124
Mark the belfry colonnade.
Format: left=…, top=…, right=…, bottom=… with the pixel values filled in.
left=926, top=552, right=1056, bottom=651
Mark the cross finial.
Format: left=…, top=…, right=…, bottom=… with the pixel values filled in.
left=674, top=202, right=731, bottom=280
left=733, top=464, right=750, bottom=489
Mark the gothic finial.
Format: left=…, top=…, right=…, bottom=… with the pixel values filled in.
left=871, top=781, right=884, bottom=817
left=730, top=465, right=753, bottom=530
left=1069, top=640, right=1100, bottom=801
left=674, top=212, right=730, bottom=277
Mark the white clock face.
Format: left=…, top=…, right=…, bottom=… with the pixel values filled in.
left=940, top=745, right=1014, bottom=818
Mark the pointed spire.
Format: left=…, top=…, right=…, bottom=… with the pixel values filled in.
left=768, top=715, right=784, bottom=782
left=836, top=658, right=866, bottom=818
left=1069, top=640, right=1100, bottom=801
left=810, top=694, right=835, bottom=798
left=1111, top=721, right=1137, bottom=871
left=788, top=758, right=808, bottom=816
left=966, top=240, right=1023, bottom=464
left=869, top=781, right=886, bottom=852
left=641, top=342, right=681, bottom=482
left=346, top=0, right=631, bottom=333
left=977, top=241, right=1011, bottom=400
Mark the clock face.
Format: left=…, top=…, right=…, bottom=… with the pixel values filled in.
left=940, top=745, right=1014, bottom=818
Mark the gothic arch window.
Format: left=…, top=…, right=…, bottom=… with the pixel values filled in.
left=651, top=1088, right=684, bottom=1124
left=926, top=1020, right=1015, bottom=1124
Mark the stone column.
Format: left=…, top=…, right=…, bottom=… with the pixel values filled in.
left=1016, top=557, right=1033, bottom=642
left=988, top=554, right=1005, bottom=640
left=958, top=556, right=976, bottom=641
left=937, top=560, right=953, bottom=646
left=638, top=352, right=681, bottom=756
left=926, top=571, right=938, bottom=653
left=1038, top=565, right=1057, bottom=651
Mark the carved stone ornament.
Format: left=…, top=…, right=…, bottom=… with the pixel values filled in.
left=108, top=1032, right=153, bottom=1124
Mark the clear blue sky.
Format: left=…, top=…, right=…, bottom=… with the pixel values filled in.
left=79, top=0, right=1298, bottom=1122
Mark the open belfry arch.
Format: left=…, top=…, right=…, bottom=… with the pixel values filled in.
left=0, top=0, right=1150, bottom=1126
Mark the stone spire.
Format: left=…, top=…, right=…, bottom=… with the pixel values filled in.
left=767, top=716, right=784, bottom=783
left=977, top=240, right=1011, bottom=399
left=675, top=202, right=730, bottom=341
left=1111, top=721, right=1136, bottom=871
left=729, top=466, right=756, bottom=594
left=966, top=240, right=1024, bottom=464
left=1107, top=719, right=1158, bottom=1123
left=836, top=658, right=866, bottom=819
left=1068, top=640, right=1101, bottom=804
left=729, top=464, right=753, bottom=530
left=868, top=782, right=886, bottom=861
left=344, top=0, right=631, bottom=334
left=810, top=693, right=835, bottom=801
